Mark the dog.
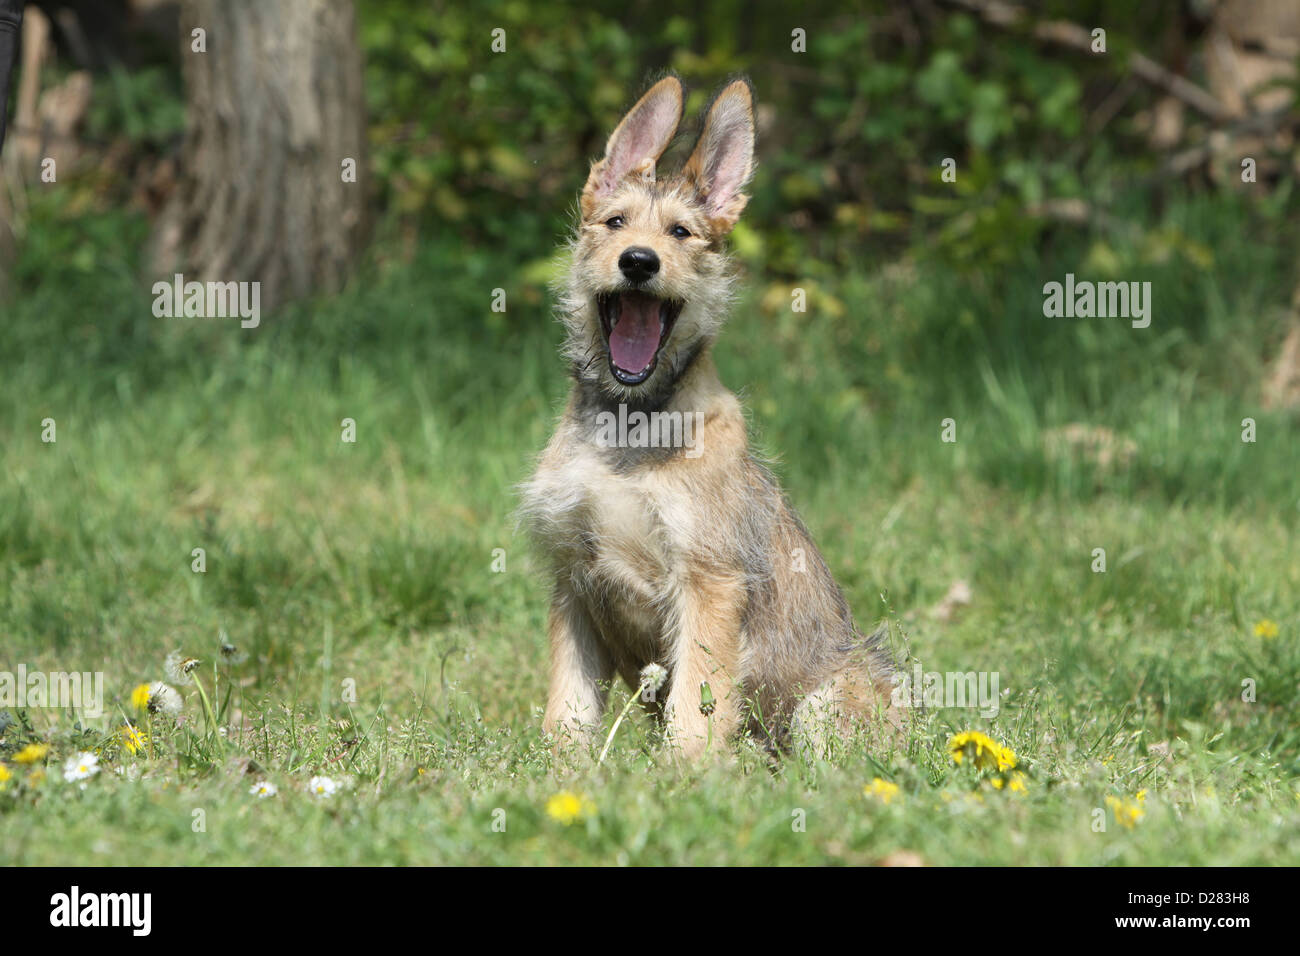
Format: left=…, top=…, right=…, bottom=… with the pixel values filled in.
left=521, top=75, right=898, bottom=762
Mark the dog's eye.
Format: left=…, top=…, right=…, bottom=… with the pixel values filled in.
left=605, top=216, right=625, bottom=229
left=670, top=225, right=691, bottom=240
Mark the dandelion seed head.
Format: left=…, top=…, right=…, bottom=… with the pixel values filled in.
left=639, top=663, right=668, bottom=693
left=164, top=650, right=200, bottom=686
left=147, top=681, right=183, bottom=717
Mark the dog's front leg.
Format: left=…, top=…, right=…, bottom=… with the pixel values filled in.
left=542, top=582, right=612, bottom=755
left=663, top=569, right=743, bottom=762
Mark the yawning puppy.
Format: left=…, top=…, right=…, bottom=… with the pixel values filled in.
left=521, top=75, right=898, bottom=762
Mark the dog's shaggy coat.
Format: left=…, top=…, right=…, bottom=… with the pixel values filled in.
left=521, top=76, right=897, bottom=760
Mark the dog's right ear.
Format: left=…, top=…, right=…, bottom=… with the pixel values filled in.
left=581, top=76, right=684, bottom=219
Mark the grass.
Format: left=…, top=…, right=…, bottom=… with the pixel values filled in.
left=1, top=188, right=1298, bottom=865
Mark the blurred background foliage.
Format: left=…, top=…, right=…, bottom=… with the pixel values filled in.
left=3, top=0, right=1299, bottom=429
left=355, top=0, right=1297, bottom=270
left=13, top=0, right=1295, bottom=270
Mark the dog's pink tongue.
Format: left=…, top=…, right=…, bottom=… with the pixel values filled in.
left=608, top=294, right=661, bottom=372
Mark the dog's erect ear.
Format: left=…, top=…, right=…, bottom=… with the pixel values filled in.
left=682, top=79, right=755, bottom=233
left=581, top=76, right=684, bottom=218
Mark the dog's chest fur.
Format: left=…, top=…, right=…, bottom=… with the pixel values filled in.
left=523, top=420, right=695, bottom=666
left=522, top=378, right=749, bottom=677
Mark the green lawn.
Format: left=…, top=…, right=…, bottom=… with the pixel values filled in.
left=1, top=192, right=1297, bottom=865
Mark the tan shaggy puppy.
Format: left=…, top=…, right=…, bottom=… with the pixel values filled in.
left=521, top=75, right=898, bottom=762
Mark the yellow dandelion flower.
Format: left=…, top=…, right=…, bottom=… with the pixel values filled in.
left=118, top=724, right=147, bottom=756
left=1254, top=619, right=1279, bottom=639
left=130, top=683, right=152, bottom=711
left=949, top=730, right=994, bottom=766
left=1007, top=772, right=1028, bottom=794
left=948, top=731, right=1016, bottom=772
left=546, top=790, right=594, bottom=825
left=0, top=764, right=10, bottom=787
left=13, top=743, right=49, bottom=764
left=864, top=777, right=902, bottom=804
left=1105, top=794, right=1145, bottom=829
left=1135, top=788, right=1147, bottom=804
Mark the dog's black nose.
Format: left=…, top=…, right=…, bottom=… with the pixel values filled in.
left=618, top=247, right=660, bottom=284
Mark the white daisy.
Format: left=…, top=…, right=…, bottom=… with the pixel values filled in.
left=308, top=775, right=338, bottom=798
left=249, top=781, right=278, bottom=798
left=63, top=751, right=100, bottom=782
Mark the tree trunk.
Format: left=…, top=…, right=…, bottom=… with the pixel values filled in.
left=154, top=0, right=368, bottom=314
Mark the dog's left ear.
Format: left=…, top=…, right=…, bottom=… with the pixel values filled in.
left=682, top=79, right=755, bottom=233
left=581, top=76, right=684, bottom=218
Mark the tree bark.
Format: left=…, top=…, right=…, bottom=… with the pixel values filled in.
left=155, top=0, right=368, bottom=313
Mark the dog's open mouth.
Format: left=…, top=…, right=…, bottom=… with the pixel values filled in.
left=597, top=292, right=683, bottom=385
